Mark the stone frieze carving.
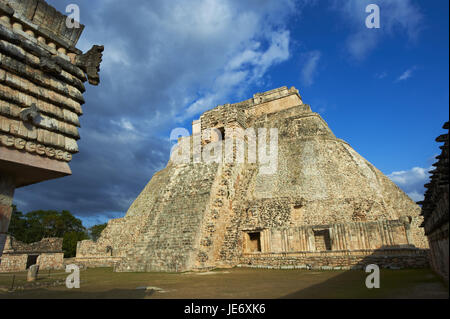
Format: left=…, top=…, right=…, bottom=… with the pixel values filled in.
left=75, top=45, right=104, bottom=86
left=19, top=103, right=40, bottom=124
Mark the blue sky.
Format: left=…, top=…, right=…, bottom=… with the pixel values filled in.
left=14, top=0, right=449, bottom=227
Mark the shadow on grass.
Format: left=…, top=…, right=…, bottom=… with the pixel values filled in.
left=280, top=247, right=448, bottom=299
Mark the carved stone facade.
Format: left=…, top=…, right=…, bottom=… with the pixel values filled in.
left=75, top=86, right=429, bottom=272
left=419, top=122, right=449, bottom=283
left=0, top=235, right=63, bottom=272
left=0, top=0, right=102, bottom=261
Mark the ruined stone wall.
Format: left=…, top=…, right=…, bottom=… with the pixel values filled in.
left=9, top=236, right=62, bottom=252
left=0, top=253, right=63, bottom=272
left=0, top=235, right=63, bottom=272
left=239, top=248, right=429, bottom=270
left=0, top=252, right=24, bottom=271
left=36, top=252, right=63, bottom=270
left=420, top=122, right=449, bottom=283
left=76, top=216, right=146, bottom=258
left=67, top=256, right=122, bottom=269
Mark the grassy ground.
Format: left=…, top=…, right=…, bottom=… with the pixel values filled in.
left=0, top=267, right=447, bottom=299
left=0, top=269, right=67, bottom=290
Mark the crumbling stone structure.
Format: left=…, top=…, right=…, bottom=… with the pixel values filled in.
left=419, top=122, right=449, bottom=283
left=0, top=235, right=63, bottom=272
left=0, top=0, right=103, bottom=261
left=76, top=86, right=429, bottom=272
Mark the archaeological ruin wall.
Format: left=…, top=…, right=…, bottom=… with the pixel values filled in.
left=0, top=235, right=63, bottom=272
left=419, top=121, right=449, bottom=283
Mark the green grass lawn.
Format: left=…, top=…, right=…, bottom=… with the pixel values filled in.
left=0, top=269, right=68, bottom=290
left=0, top=267, right=447, bottom=299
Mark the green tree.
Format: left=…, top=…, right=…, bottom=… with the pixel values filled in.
left=8, top=205, right=27, bottom=240
left=8, top=209, right=88, bottom=258
left=63, top=231, right=89, bottom=258
left=89, top=223, right=107, bottom=241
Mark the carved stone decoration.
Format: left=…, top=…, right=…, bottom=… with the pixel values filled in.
left=75, top=45, right=104, bottom=86
left=19, top=103, right=40, bottom=124
left=39, top=56, right=62, bottom=75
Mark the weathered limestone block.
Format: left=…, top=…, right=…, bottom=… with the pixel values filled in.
left=0, top=253, right=26, bottom=272
left=27, top=264, right=39, bottom=282
left=37, top=252, right=63, bottom=270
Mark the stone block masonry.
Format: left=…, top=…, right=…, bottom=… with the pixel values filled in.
left=75, top=86, right=429, bottom=272
left=419, top=121, right=449, bottom=283
left=0, top=236, right=64, bottom=272
left=238, top=248, right=429, bottom=270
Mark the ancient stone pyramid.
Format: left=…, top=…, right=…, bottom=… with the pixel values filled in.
left=76, top=86, right=428, bottom=272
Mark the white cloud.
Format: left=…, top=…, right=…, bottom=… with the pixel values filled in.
left=111, top=118, right=136, bottom=132
left=180, top=29, right=291, bottom=120
left=388, top=166, right=432, bottom=202
left=406, top=191, right=426, bottom=203
left=331, top=0, right=424, bottom=61
left=396, top=66, right=416, bottom=82
left=375, top=71, right=388, bottom=79
left=301, top=50, right=321, bottom=86
left=77, top=0, right=299, bottom=125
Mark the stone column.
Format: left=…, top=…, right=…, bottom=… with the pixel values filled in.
left=306, top=228, right=315, bottom=251
left=0, top=175, right=15, bottom=258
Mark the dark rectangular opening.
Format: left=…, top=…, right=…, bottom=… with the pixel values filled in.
left=247, top=232, right=261, bottom=252
left=313, top=229, right=332, bottom=251
left=26, top=254, right=39, bottom=269
left=217, top=127, right=225, bottom=140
